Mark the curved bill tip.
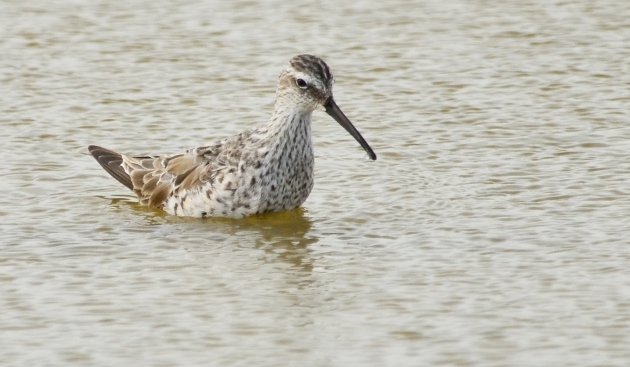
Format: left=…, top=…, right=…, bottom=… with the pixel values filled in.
left=324, top=97, right=377, bottom=160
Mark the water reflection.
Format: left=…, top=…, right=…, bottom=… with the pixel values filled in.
left=107, top=196, right=167, bottom=220
left=109, top=196, right=318, bottom=272
left=244, top=208, right=318, bottom=273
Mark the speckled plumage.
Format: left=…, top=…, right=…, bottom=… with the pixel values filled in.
left=89, top=55, right=376, bottom=218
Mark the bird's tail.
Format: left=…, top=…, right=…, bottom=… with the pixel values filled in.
left=88, top=145, right=133, bottom=190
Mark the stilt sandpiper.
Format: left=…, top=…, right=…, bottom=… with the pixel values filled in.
left=89, top=54, right=376, bottom=218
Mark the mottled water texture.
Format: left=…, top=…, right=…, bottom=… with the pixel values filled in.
left=1, top=1, right=629, bottom=366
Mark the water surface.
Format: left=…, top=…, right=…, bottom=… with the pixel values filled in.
left=1, top=0, right=629, bottom=366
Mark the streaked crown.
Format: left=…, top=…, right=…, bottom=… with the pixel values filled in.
left=276, top=54, right=335, bottom=109
left=289, top=54, right=334, bottom=90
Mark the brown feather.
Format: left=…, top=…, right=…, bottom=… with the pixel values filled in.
left=118, top=151, right=211, bottom=208
left=130, top=169, right=150, bottom=190
left=143, top=175, right=159, bottom=194
left=90, top=144, right=222, bottom=209
left=165, top=154, right=201, bottom=175
left=149, top=183, right=171, bottom=207
left=178, top=166, right=208, bottom=192
left=88, top=145, right=133, bottom=190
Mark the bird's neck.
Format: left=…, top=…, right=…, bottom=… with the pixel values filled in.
left=263, top=103, right=313, bottom=148
left=253, top=101, right=315, bottom=212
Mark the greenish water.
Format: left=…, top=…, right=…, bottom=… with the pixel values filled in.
left=1, top=1, right=629, bottom=366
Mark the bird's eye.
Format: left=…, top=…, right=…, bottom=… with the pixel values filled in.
left=296, top=78, right=308, bottom=89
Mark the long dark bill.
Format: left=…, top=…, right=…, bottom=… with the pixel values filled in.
left=324, top=97, right=377, bottom=160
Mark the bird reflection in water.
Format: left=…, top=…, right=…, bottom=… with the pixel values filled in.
left=108, top=197, right=318, bottom=273
left=238, top=207, right=318, bottom=273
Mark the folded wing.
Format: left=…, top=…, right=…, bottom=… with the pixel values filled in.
left=89, top=145, right=225, bottom=208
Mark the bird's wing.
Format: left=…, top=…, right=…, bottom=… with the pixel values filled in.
left=121, top=145, right=228, bottom=207
left=88, top=145, right=133, bottom=190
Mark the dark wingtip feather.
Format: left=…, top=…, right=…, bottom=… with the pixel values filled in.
left=88, top=145, right=133, bottom=190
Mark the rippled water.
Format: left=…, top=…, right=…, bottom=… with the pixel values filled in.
left=2, top=0, right=629, bottom=366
